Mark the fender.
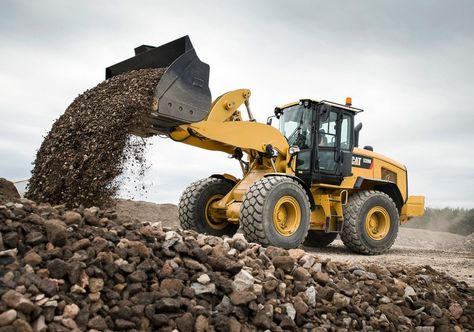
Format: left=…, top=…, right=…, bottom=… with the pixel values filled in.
left=354, top=177, right=404, bottom=212
left=209, top=173, right=239, bottom=185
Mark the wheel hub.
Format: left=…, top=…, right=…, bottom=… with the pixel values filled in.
left=365, top=206, right=390, bottom=240
left=205, top=194, right=227, bottom=230
left=273, top=196, right=301, bottom=236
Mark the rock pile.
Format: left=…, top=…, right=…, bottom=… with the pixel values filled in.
left=26, top=68, right=166, bottom=208
left=0, top=199, right=473, bottom=331
left=0, top=178, right=20, bottom=204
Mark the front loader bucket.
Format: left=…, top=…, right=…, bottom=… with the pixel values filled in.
left=106, top=36, right=211, bottom=135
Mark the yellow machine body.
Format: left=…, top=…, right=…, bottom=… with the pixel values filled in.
left=148, top=88, right=424, bottom=232
left=107, top=35, right=424, bottom=252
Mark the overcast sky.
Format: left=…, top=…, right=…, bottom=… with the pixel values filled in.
left=0, top=0, right=473, bottom=208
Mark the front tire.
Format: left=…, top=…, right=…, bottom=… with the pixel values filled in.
left=240, top=176, right=311, bottom=249
left=341, top=190, right=399, bottom=255
left=179, top=178, right=238, bottom=236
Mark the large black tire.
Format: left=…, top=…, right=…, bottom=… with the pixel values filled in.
left=179, top=177, right=238, bottom=236
left=341, top=190, right=399, bottom=255
left=304, top=231, right=338, bottom=247
left=240, top=176, right=311, bottom=249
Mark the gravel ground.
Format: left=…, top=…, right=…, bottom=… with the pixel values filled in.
left=113, top=201, right=474, bottom=286
left=307, top=228, right=474, bottom=287
left=304, top=237, right=474, bottom=287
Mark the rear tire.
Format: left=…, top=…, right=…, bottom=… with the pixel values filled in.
left=179, top=177, right=238, bottom=236
left=341, top=190, right=399, bottom=255
left=240, top=176, right=310, bottom=249
left=304, top=231, right=338, bottom=247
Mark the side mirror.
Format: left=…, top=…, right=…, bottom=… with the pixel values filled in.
left=266, top=116, right=273, bottom=125
left=274, top=107, right=283, bottom=119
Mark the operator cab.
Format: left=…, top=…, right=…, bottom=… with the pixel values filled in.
left=274, top=99, right=363, bottom=186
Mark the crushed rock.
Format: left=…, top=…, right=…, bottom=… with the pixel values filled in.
left=0, top=198, right=473, bottom=331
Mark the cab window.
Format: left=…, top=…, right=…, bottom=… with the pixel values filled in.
left=340, top=114, right=352, bottom=150
left=319, top=111, right=337, bottom=147
left=279, top=105, right=312, bottom=149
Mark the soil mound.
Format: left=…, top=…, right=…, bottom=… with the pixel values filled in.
left=0, top=178, right=20, bottom=204
left=26, top=68, right=166, bottom=207
left=0, top=198, right=472, bottom=331
left=113, top=199, right=178, bottom=229
left=464, top=233, right=474, bottom=253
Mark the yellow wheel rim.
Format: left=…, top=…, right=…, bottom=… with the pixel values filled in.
left=273, top=196, right=301, bottom=237
left=204, top=194, right=227, bottom=230
left=364, top=206, right=390, bottom=240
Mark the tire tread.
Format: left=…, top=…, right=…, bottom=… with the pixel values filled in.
left=340, top=190, right=398, bottom=255
left=178, top=178, right=232, bottom=233
left=240, top=176, right=310, bottom=246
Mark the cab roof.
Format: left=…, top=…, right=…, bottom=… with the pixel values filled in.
left=277, top=99, right=364, bottom=114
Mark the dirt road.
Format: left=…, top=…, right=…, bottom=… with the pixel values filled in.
left=114, top=200, right=474, bottom=286
left=304, top=229, right=474, bottom=287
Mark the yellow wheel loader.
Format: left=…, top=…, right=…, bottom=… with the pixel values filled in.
left=107, top=36, right=425, bottom=254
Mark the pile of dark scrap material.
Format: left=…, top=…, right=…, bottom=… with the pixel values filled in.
left=0, top=198, right=472, bottom=331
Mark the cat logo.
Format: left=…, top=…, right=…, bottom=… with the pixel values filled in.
left=352, top=156, right=362, bottom=166
left=352, top=154, right=373, bottom=169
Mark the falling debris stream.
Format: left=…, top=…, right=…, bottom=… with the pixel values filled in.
left=26, top=68, right=166, bottom=207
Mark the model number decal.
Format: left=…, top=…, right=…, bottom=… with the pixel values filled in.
left=352, top=155, right=373, bottom=169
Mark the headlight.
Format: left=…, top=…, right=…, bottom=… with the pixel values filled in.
left=289, top=146, right=300, bottom=155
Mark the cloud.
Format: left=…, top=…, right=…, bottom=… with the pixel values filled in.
left=0, top=0, right=473, bottom=208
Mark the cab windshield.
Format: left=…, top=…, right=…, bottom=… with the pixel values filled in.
left=279, top=105, right=312, bottom=149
